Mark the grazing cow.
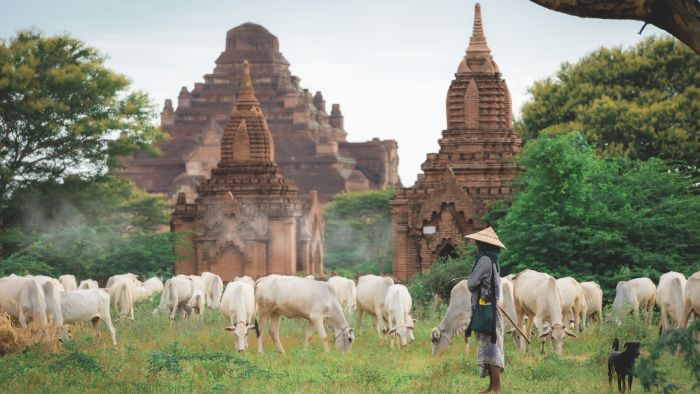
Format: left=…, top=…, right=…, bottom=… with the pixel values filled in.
left=28, top=275, right=65, bottom=292
left=356, top=275, right=394, bottom=337
left=0, top=276, right=48, bottom=327
left=556, top=277, right=584, bottom=333
left=187, top=275, right=208, bottom=306
left=78, top=279, right=99, bottom=290
left=186, top=289, right=206, bottom=319
left=612, top=281, right=639, bottom=325
left=580, top=281, right=603, bottom=329
left=132, top=286, right=151, bottom=304
left=142, top=277, right=164, bottom=295
left=157, top=275, right=194, bottom=319
left=221, top=281, right=257, bottom=352
left=58, top=275, right=78, bottom=291
left=40, top=280, right=64, bottom=326
left=512, top=270, right=577, bottom=354
left=499, top=276, right=523, bottom=350
left=629, top=278, right=657, bottom=324
left=201, top=272, right=224, bottom=309
left=106, top=273, right=140, bottom=289
left=255, top=275, right=354, bottom=353
left=383, top=284, right=414, bottom=347
left=61, top=289, right=116, bottom=346
left=327, top=276, right=357, bottom=315
left=681, top=272, right=700, bottom=350
left=657, top=272, right=687, bottom=334
left=107, top=279, right=134, bottom=321
left=431, top=280, right=471, bottom=356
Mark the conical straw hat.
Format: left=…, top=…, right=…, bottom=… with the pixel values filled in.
left=465, top=226, right=505, bottom=249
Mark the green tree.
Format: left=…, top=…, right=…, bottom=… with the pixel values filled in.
left=0, top=30, right=164, bottom=212
left=496, top=133, right=700, bottom=299
left=323, top=189, right=394, bottom=276
left=517, top=36, right=699, bottom=170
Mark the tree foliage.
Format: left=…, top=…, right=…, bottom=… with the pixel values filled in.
left=495, top=132, right=700, bottom=299
left=0, top=30, right=164, bottom=210
left=517, top=36, right=699, bottom=171
left=0, top=176, right=173, bottom=281
left=323, top=189, right=394, bottom=276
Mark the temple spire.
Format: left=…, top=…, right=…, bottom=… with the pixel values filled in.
left=236, top=60, right=259, bottom=107
left=466, top=3, right=491, bottom=55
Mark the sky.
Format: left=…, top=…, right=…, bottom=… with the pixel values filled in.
left=1, top=0, right=667, bottom=185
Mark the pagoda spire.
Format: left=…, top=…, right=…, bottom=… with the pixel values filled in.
left=235, top=60, right=259, bottom=108
left=466, top=3, right=491, bottom=56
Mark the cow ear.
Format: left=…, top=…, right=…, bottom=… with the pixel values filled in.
left=564, top=329, right=577, bottom=338
left=223, top=327, right=235, bottom=332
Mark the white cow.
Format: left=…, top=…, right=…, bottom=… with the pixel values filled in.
left=612, top=281, right=639, bottom=325
left=383, top=284, right=414, bottom=347
left=327, top=276, right=357, bottom=315
left=40, top=280, right=64, bottom=326
left=142, top=277, right=164, bottom=295
left=78, top=279, right=99, bottom=290
left=657, top=272, right=687, bottom=334
left=630, top=278, right=657, bottom=324
left=580, top=281, right=603, bottom=329
left=201, top=272, right=224, bottom=309
left=157, top=275, right=194, bottom=319
left=431, top=280, right=471, bottom=356
left=221, top=281, right=257, bottom=352
left=188, top=275, right=208, bottom=306
left=556, top=277, right=584, bottom=333
left=61, top=289, right=116, bottom=346
left=132, top=286, right=151, bottom=304
left=255, top=275, right=354, bottom=353
left=682, top=272, right=700, bottom=328
left=356, top=275, right=394, bottom=337
left=186, top=289, right=206, bottom=319
left=499, top=276, right=523, bottom=350
left=58, top=275, right=78, bottom=291
left=107, top=279, right=134, bottom=321
left=0, top=276, right=48, bottom=327
left=512, top=270, right=577, bottom=354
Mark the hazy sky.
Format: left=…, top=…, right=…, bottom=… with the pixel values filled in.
left=2, top=0, right=667, bottom=185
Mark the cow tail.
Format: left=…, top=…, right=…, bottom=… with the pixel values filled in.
left=612, top=338, right=619, bottom=351
left=254, top=318, right=260, bottom=338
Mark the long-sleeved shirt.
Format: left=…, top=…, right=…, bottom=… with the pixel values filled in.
left=467, top=255, right=500, bottom=307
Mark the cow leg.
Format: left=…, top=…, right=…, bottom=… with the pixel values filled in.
left=373, top=307, right=384, bottom=338
left=312, top=317, right=329, bottom=352
left=269, top=314, right=285, bottom=353
left=304, top=320, right=315, bottom=350
left=18, top=308, right=28, bottom=329
left=257, top=312, right=267, bottom=354
left=91, top=317, right=101, bottom=340
left=660, top=305, right=669, bottom=334
left=357, top=308, right=364, bottom=336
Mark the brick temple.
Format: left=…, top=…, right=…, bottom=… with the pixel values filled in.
left=118, top=23, right=400, bottom=203
left=171, top=61, right=324, bottom=280
left=390, top=3, right=521, bottom=282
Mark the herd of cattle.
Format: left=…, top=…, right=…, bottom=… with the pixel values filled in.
left=0, top=269, right=698, bottom=356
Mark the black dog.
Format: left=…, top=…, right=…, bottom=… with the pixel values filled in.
left=607, top=338, right=641, bottom=392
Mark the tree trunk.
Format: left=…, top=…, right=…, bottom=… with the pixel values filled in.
left=530, top=0, right=700, bottom=54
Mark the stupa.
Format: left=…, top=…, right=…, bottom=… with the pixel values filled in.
left=171, top=61, right=324, bottom=280
left=390, top=3, right=521, bottom=282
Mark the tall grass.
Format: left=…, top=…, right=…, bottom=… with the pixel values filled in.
left=0, top=298, right=694, bottom=393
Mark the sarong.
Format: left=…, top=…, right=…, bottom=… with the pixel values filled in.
left=475, top=309, right=505, bottom=378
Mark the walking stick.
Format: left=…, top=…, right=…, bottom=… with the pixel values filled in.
left=496, top=303, right=531, bottom=345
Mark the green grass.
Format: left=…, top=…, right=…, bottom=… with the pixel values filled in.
left=0, top=298, right=694, bottom=393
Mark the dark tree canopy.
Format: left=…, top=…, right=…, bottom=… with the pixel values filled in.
left=495, top=133, right=700, bottom=300
left=0, top=30, right=164, bottom=211
left=518, top=36, right=699, bottom=170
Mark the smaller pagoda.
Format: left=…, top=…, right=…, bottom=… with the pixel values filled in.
left=171, top=61, right=324, bottom=280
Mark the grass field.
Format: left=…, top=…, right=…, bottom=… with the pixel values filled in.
left=0, top=298, right=694, bottom=393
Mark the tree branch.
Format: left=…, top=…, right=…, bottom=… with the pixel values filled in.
left=529, top=0, right=700, bottom=54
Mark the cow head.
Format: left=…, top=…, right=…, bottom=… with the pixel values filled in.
left=539, top=322, right=577, bottom=355
left=334, top=326, right=354, bottom=353
left=430, top=327, right=450, bottom=356
left=388, top=323, right=410, bottom=347
left=224, top=321, right=256, bottom=352
left=407, top=318, right=416, bottom=343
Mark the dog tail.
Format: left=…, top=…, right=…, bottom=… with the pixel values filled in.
left=612, top=338, right=619, bottom=351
